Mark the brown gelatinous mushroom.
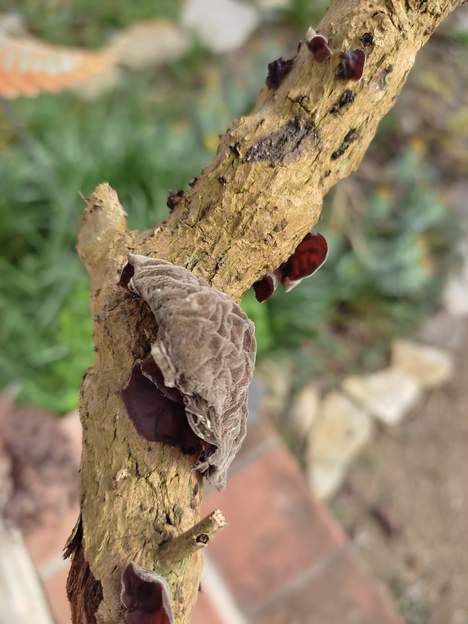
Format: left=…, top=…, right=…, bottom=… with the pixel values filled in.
left=121, top=255, right=256, bottom=488
left=121, top=563, right=174, bottom=624
left=337, top=49, right=366, bottom=81
left=252, top=270, right=280, bottom=303
left=251, top=231, right=328, bottom=301
left=280, top=231, right=328, bottom=292
left=306, top=30, right=332, bottom=62
left=121, top=357, right=204, bottom=456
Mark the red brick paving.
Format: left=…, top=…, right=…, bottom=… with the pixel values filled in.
left=204, top=445, right=346, bottom=611
left=43, top=564, right=72, bottom=624
left=252, top=546, right=404, bottom=624
left=192, top=589, right=224, bottom=624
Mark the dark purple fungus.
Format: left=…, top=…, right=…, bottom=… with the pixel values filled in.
left=337, top=49, right=366, bottom=81
left=121, top=563, right=174, bottom=624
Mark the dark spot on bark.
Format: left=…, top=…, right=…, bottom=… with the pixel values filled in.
left=121, top=357, right=206, bottom=456
left=66, top=542, right=103, bottom=624
left=166, top=190, right=184, bottom=212
left=119, top=262, right=135, bottom=289
left=229, top=142, right=241, bottom=157
left=218, top=176, right=226, bottom=185
left=273, top=218, right=288, bottom=232
left=337, top=50, right=366, bottom=81
left=196, top=533, right=209, bottom=544
left=378, top=65, right=393, bottom=89
left=330, top=89, right=355, bottom=113
left=244, top=117, right=318, bottom=164
left=266, top=56, right=294, bottom=90
left=331, top=128, right=358, bottom=160
left=360, top=32, right=373, bottom=47
left=188, top=177, right=198, bottom=187
left=324, top=169, right=331, bottom=177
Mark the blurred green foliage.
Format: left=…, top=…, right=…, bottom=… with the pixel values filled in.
left=1, top=0, right=181, bottom=47
left=0, top=3, right=462, bottom=412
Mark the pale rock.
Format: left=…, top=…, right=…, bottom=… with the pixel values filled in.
left=72, top=66, right=122, bottom=100
left=418, top=310, right=466, bottom=351
left=256, top=0, right=290, bottom=9
left=255, top=359, right=291, bottom=418
left=443, top=277, right=468, bottom=316
left=392, top=339, right=453, bottom=388
left=310, top=462, right=346, bottom=501
left=182, top=0, right=260, bottom=53
left=443, top=240, right=468, bottom=317
left=307, top=392, right=372, bottom=499
left=343, top=368, right=421, bottom=426
left=111, top=20, right=188, bottom=70
left=290, top=384, right=320, bottom=437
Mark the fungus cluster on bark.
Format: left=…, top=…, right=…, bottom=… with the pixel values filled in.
left=120, top=255, right=256, bottom=489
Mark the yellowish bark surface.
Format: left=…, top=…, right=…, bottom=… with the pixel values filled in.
left=70, top=1, right=463, bottom=622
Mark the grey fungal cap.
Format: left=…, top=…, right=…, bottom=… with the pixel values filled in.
left=126, top=254, right=256, bottom=488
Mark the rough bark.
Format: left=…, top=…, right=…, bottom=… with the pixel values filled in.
left=68, top=1, right=463, bottom=623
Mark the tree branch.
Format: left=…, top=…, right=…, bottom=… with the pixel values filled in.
left=158, top=510, right=227, bottom=571
left=68, top=1, right=463, bottom=623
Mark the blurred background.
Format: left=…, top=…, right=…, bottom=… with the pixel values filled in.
left=0, top=1, right=467, bottom=623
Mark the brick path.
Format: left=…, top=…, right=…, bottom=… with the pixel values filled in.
left=23, top=411, right=404, bottom=624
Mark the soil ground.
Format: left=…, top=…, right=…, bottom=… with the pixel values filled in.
left=332, top=326, right=468, bottom=624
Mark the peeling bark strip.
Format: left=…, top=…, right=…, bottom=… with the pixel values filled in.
left=72, top=1, right=463, bottom=622
left=67, top=546, right=103, bottom=624
left=243, top=117, right=318, bottom=163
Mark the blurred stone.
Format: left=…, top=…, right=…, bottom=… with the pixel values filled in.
left=72, top=65, right=122, bottom=100
left=111, top=19, right=188, bottom=70
left=307, top=392, right=372, bottom=499
left=343, top=368, right=421, bottom=426
left=182, top=0, right=259, bottom=53
left=443, top=241, right=468, bottom=317
left=290, top=384, right=320, bottom=438
left=0, top=12, right=25, bottom=36
left=418, top=310, right=466, bottom=351
left=391, top=339, right=453, bottom=388
left=255, top=359, right=291, bottom=419
left=247, top=376, right=266, bottom=422
left=256, top=0, right=290, bottom=9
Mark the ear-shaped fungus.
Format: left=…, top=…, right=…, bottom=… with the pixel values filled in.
left=252, top=231, right=328, bottom=302
left=280, top=231, right=328, bottom=292
left=121, top=255, right=256, bottom=489
left=121, top=563, right=174, bottom=624
left=252, top=270, right=280, bottom=303
left=306, top=32, right=332, bottom=62
left=121, top=357, right=204, bottom=456
left=337, top=49, right=366, bottom=81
